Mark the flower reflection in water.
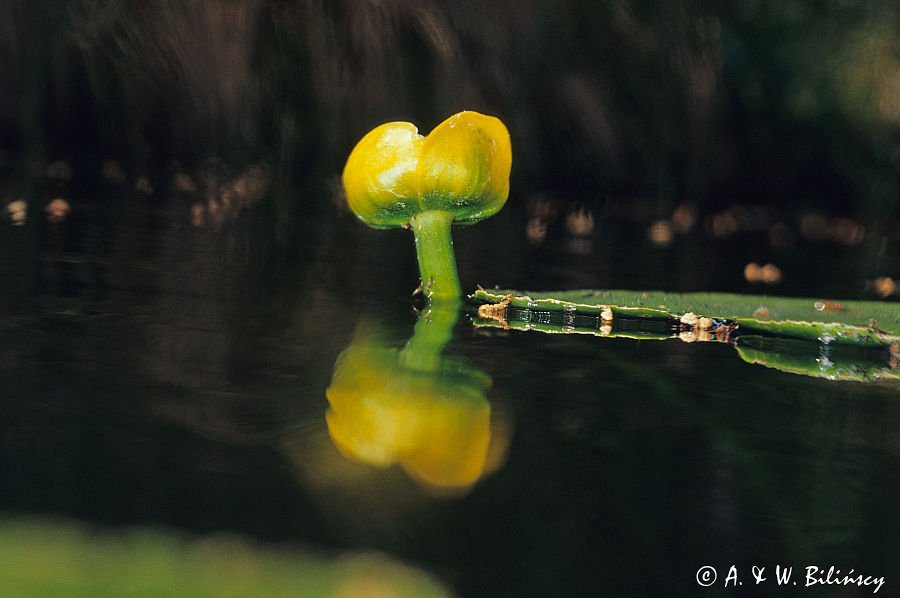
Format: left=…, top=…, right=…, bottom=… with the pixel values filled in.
left=325, top=306, right=509, bottom=495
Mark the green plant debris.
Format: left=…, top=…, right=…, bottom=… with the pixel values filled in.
left=469, top=288, right=900, bottom=347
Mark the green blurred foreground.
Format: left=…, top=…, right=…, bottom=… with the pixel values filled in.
left=0, top=517, right=453, bottom=598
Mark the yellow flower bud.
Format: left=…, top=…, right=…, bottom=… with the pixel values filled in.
left=342, top=111, right=512, bottom=228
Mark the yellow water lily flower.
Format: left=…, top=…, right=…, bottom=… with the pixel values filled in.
left=341, top=111, right=512, bottom=301
left=343, top=111, right=511, bottom=227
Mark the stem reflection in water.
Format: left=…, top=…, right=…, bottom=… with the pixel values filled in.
left=325, top=305, right=509, bottom=495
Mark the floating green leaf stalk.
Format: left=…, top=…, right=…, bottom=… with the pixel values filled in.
left=342, top=111, right=512, bottom=304
left=470, top=288, right=900, bottom=347
left=468, top=288, right=900, bottom=381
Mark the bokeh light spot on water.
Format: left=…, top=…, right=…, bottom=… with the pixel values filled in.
left=707, top=209, right=739, bottom=238
left=45, top=198, right=71, bottom=223
left=829, top=217, right=865, bottom=245
left=744, top=262, right=783, bottom=285
left=648, top=220, right=674, bottom=246
left=871, top=276, right=897, bottom=298
left=671, top=203, right=697, bottom=233
left=565, top=208, right=594, bottom=237
left=7, top=199, right=27, bottom=225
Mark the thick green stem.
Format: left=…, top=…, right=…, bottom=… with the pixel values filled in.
left=410, top=210, right=461, bottom=303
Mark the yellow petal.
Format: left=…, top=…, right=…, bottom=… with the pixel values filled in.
left=416, top=111, right=512, bottom=222
left=341, top=122, right=424, bottom=228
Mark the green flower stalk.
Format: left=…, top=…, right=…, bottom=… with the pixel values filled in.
left=342, top=111, right=512, bottom=303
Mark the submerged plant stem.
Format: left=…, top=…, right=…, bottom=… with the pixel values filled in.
left=411, top=210, right=461, bottom=303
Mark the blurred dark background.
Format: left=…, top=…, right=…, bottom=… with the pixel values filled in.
left=3, top=0, right=900, bottom=207
left=2, top=0, right=900, bottom=298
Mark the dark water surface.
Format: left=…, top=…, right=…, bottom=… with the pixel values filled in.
left=2, top=187, right=899, bottom=597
